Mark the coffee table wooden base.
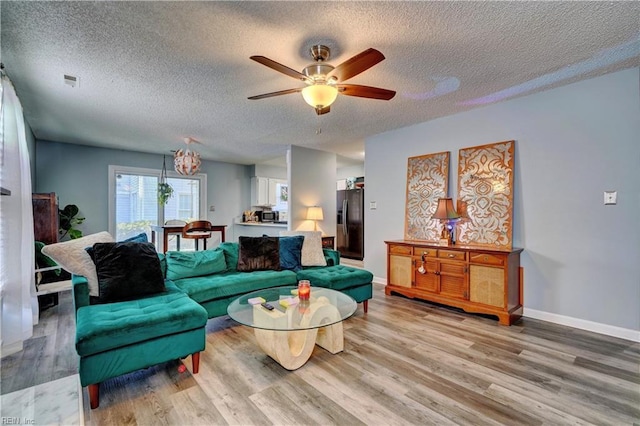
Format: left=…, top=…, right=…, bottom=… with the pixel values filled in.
left=252, top=299, right=345, bottom=370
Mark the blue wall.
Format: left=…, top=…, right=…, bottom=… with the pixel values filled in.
left=35, top=141, right=251, bottom=236
left=365, top=68, right=640, bottom=334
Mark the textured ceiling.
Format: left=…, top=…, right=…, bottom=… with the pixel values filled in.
left=2, top=1, right=638, bottom=166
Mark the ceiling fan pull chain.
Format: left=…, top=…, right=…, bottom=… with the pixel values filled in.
left=316, top=113, right=322, bottom=135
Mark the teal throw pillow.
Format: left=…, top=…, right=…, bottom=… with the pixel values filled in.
left=219, top=242, right=239, bottom=271
left=165, top=249, right=227, bottom=280
left=278, top=236, right=304, bottom=271
left=122, top=232, right=149, bottom=243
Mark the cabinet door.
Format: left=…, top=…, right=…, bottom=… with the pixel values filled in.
left=439, top=261, right=468, bottom=299
left=251, top=177, right=269, bottom=206
left=389, top=254, right=412, bottom=287
left=268, top=179, right=278, bottom=206
left=469, top=264, right=505, bottom=308
left=414, top=256, right=439, bottom=292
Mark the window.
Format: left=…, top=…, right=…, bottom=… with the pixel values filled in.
left=109, top=166, right=206, bottom=241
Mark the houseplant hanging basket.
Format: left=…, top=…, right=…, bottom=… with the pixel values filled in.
left=158, top=155, right=174, bottom=205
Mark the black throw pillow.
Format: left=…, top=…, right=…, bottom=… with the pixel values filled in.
left=237, top=236, right=280, bottom=272
left=90, top=242, right=165, bottom=304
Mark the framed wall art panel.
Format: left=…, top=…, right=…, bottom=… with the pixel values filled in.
left=456, top=140, right=515, bottom=249
left=404, top=151, right=450, bottom=241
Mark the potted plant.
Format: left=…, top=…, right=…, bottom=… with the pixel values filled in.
left=158, top=155, right=174, bottom=205
left=59, top=204, right=85, bottom=240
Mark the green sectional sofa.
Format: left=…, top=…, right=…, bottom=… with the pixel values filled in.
left=167, top=242, right=373, bottom=318
left=70, top=240, right=373, bottom=408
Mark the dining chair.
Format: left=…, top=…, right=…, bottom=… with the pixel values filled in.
left=182, top=220, right=213, bottom=251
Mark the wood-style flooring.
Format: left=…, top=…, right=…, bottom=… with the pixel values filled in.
left=2, top=284, right=639, bottom=425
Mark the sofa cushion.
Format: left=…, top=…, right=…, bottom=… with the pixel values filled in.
left=278, top=235, right=304, bottom=271
left=42, top=231, right=114, bottom=297
left=219, top=242, right=239, bottom=271
left=90, top=242, right=166, bottom=304
left=237, top=236, right=280, bottom=272
left=165, top=249, right=227, bottom=280
left=279, top=231, right=326, bottom=267
left=295, top=265, right=373, bottom=291
left=75, top=281, right=207, bottom=357
left=172, top=270, right=297, bottom=303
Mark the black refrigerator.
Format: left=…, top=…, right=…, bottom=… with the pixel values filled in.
left=337, top=188, right=364, bottom=260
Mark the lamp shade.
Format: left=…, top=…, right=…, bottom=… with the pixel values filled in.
left=174, top=137, right=202, bottom=175
left=432, top=198, right=460, bottom=220
left=301, top=84, right=338, bottom=109
left=307, top=206, right=324, bottom=221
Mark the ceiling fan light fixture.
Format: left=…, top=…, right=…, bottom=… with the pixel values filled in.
left=301, top=84, right=338, bottom=109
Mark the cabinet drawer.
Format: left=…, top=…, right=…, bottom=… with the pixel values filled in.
left=438, top=250, right=466, bottom=261
left=389, top=245, right=412, bottom=255
left=413, top=247, right=437, bottom=257
left=470, top=252, right=505, bottom=266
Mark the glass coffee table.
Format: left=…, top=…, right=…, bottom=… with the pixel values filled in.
left=227, top=286, right=357, bottom=370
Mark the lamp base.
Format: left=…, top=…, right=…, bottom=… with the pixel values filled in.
left=438, top=238, right=451, bottom=246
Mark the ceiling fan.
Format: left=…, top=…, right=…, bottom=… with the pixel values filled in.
left=248, top=45, right=396, bottom=115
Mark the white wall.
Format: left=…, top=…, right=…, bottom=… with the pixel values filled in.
left=366, top=68, right=640, bottom=333
left=254, top=163, right=287, bottom=180
left=288, top=146, right=337, bottom=235
left=337, top=164, right=365, bottom=180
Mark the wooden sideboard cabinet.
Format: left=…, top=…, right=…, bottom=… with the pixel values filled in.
left=385, top=240, right=523, bottom=325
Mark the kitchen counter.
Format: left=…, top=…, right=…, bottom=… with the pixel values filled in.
left=236, top=221, right=287, bottom=227
left=232, top=220, right=289, bottom=239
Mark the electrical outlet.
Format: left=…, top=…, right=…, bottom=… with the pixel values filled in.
left=209, top=205, right=216, bottom=211
left=604, top=191, right=617, bottom=205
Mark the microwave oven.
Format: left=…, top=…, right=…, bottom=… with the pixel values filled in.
left=261, top=211, right=278, bottom=222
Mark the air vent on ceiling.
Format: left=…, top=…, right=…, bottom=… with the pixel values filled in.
left=64, top=74, right=79, bottom=88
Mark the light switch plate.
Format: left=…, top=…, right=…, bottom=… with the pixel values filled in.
left=369, top=201, right=377, bottom=210
left=604, top=191, right=617, bottom=205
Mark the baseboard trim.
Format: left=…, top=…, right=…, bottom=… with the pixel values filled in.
left=524, top=308, right=640, bottom=343
left=373, top=276, right=386, bottom=285
left=1, top=341, right=24, bottom=358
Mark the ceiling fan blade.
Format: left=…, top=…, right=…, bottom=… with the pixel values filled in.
left=250, top=56, right=310, bottom=82
left=328, top=48, right=385, bottom=82
left=315, top=106, right=330, bottom=115
left=337, top=84, right=396, bottom=100
left=248, top=88, right=302, bottom=100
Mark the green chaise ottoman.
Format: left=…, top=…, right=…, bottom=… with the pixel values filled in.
left=74, top=278, right=208, bottom=409
left=295, top=265, right=373, bottom=312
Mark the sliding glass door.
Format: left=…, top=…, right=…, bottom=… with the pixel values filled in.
left=109, top=166, right=206, bottom=244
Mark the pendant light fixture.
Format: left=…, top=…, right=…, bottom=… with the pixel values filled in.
left=174, top=137, right=201, bottom=175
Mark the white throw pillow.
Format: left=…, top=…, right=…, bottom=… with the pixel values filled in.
left=41, top=231, right=114, bottom=296
left=279, top=230, right=327, bottom=267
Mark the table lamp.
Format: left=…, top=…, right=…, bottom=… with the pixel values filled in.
left=432, top=198, right=461, bottom=245
left=307, top=206, right=324, bottom=232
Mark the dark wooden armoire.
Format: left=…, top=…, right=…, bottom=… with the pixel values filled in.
left=32, top=192, right=59, bottom=244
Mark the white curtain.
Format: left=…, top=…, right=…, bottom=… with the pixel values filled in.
left=0, top=73, right=37, bottom=357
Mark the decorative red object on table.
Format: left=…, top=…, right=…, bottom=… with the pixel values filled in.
left=298, top=280, right=310, bottom=300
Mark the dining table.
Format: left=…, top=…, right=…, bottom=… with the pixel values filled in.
left=150, top=224, right=227, bottom=253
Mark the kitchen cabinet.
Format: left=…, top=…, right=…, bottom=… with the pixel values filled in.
left=385, top=240, right=523, bottom=325
left=251, top=177, right=287, bottom=207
